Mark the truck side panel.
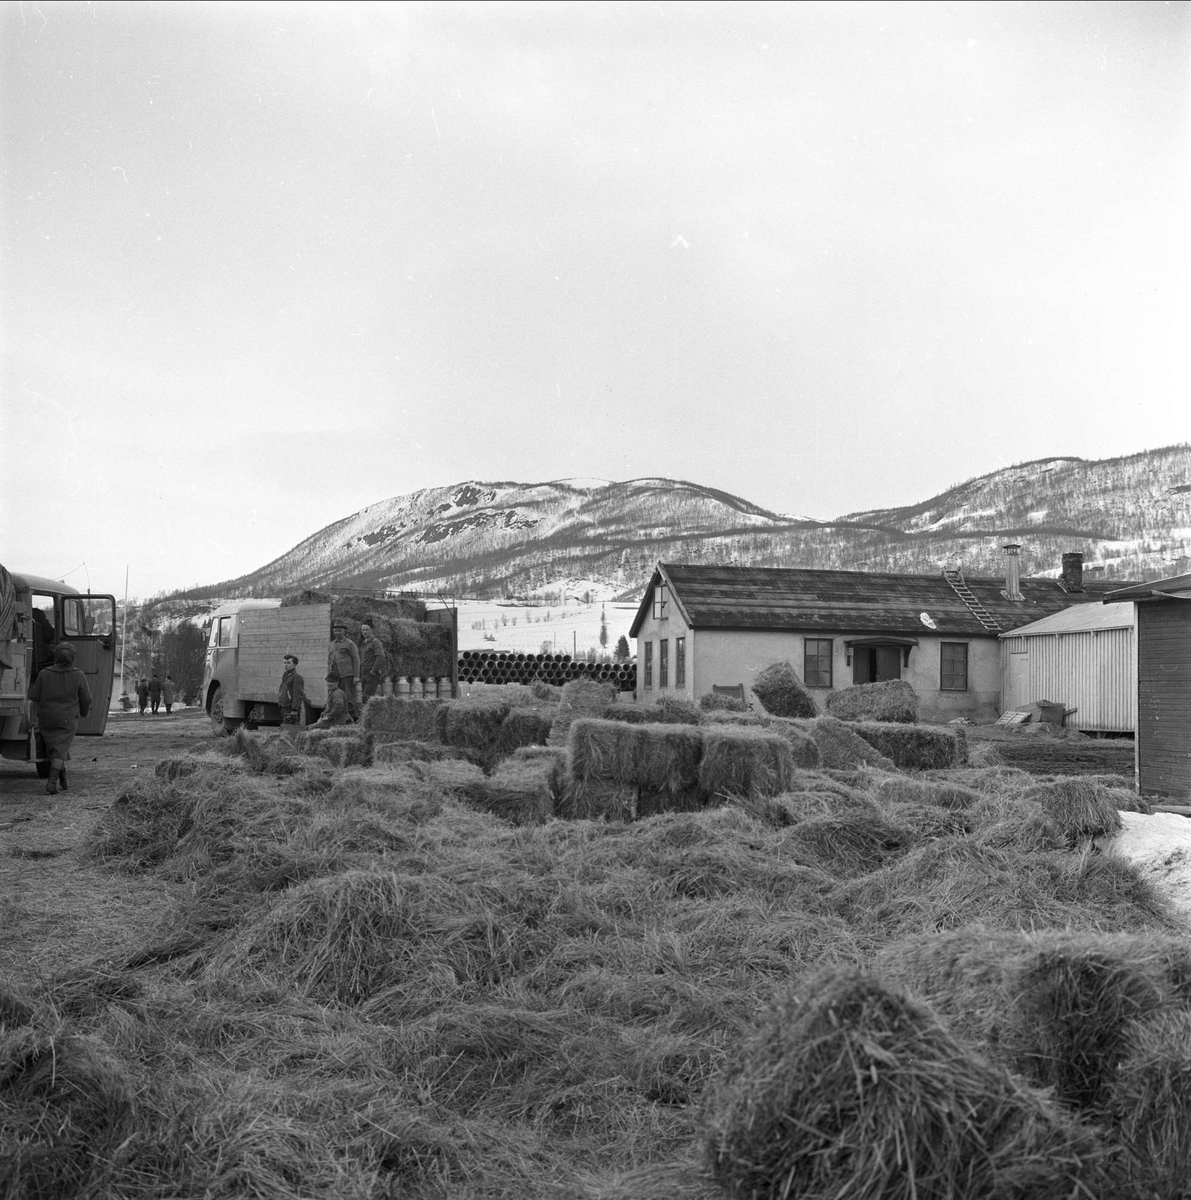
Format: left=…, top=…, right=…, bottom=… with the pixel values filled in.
left=236, top=606, right=330, bottom=708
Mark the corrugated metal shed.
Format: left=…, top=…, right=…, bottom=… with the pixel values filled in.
left=630, top=563, right=1130, bottom=639
left=1000, top=602, right=1135, bottom=733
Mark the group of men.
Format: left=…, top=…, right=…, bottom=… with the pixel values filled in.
left=277, top=621, right=388, bottom=729
left=135, top=673, right=175, bottom=715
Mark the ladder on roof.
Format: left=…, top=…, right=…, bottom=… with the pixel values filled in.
left=943, top=567, right=1003, bottom=633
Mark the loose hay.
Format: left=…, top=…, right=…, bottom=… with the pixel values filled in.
left=703, top=967, right=1109, bottom=1200
left=825, top=679, right=920, bottom=723
left=372, top=740, right=467, bottom=766
left=748, top=661, right=817, bottom=719
left=777, top=811, right=918, bottom=877
left=873, top=776, right=982, bottom=811
left=1022, top=777, right=1123, bottom=844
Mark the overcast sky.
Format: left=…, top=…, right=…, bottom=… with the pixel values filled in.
left=2, top=0, right=1188, bottom=599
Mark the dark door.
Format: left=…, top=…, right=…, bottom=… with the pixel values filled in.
left=875, top=647, right=902, bottom=682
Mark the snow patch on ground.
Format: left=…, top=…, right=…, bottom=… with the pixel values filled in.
left=1099, top=810, right=1191, bottom=922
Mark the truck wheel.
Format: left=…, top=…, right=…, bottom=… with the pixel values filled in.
left=208, top=686, right=243, bottom=736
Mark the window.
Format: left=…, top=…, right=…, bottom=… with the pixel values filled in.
left=643, top=641, right=653, bottom=688
left=216, top=617, right=234, bottom=648
left=804, top=638, right=833, bottom=688
left=675, top=636, right=686, bottom=687
left=940, top=642, right=968, bottom=691
left=652, top=586, right=668, bottom=621
left=659, top=639, right=669, bottom=688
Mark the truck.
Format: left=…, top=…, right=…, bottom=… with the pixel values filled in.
left=201, top=596, right=459, bottom=734
left=0, top=564, right=118, bottom=774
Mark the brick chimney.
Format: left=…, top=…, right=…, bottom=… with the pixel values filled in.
left=1061, top=551, right=1084, bottom=593
left=1003, top=543, right=1023, bottom=601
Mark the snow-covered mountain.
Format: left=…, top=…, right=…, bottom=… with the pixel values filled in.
left=179, top=446, right=1191, bottom=602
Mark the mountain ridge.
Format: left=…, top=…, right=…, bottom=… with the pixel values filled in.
left=172, top=445, right=1191, bottom=603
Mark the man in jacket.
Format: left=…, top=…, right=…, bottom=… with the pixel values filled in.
left=162, top=674, right=176, bottom=716
left=278, top=655, right=305, bottom=725
left=310, top=673, right=350, bottom=728
left=136, top=678, right=149, bottom=714
left=327, top=622, right=361, bottom=720
left=359, top=622, right=389, bottom=704
left=148, top=673, right=162, bottom=714
left=27, top=642, right=92, bottom=795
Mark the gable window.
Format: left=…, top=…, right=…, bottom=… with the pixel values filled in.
left=659, top=639, right=669, bottom=688
left=643, top=641, right=653, bottom=689
left=652, top=586, right=668, bottom=621
left=675, top=636, right=686, bottom=687
left=804, top=638, right=833, bottom=688
left=940, top=642, right=968, bottom=691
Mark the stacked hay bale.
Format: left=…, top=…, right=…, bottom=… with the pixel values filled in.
left=807, top=715, right=896, bottom=770
left=851, top=721, right=968, bottom=769
left=825, top=679, right=919, bottom=723
left=549, top=679, right=620, bottom=747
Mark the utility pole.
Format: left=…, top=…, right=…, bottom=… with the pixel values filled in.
left=118, top=566, right=129, bottom=699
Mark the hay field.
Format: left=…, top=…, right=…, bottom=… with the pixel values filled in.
left=3, top=706, right=1190, bottom=1200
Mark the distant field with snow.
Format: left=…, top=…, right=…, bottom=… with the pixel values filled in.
left=456, top=597, right=638, bottom=658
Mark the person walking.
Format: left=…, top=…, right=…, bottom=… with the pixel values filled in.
left=136, top=678, right=149, bottom=714
left=327, top=622, right=361, bottom=720
left=148, top=673, right=162, bottom=714
left=278, top=654, right=305, bottom=725
left=27, top=642, right=92, bottom=795
left=310, top=673, right=350, bottom=728
left=162, top=674, right=176, bottom=716
left=359, top=622, right=389, bottom=705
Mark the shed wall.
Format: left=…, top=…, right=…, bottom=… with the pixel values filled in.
left=1000, top=627, right=1135, bottom=732
left=1137, top=600, right=1191, bottom=801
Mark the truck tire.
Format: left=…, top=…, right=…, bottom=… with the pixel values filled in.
left=208, top=685, right=242, bottom=736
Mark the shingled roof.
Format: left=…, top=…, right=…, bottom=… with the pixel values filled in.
left=630, top=563, right=1131, bottom=639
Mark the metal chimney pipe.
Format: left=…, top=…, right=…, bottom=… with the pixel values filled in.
left=1003, top=544, right=1023, bottom=601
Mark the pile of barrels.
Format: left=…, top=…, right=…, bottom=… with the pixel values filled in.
left=458, top=651, right=636, bottom=692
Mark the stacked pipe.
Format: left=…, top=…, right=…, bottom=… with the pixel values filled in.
left=458, top=650, right=636, bottom=692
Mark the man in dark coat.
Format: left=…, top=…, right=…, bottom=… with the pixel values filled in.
left=28, top=642, right=91, bottom=795
left=278, top=655, right=305, bottom=725
left=310, top=673, right=350, bottom=728
left=136, top=678, right=149, bottom=714
left=162, top=674, right=176, bottom=715
left=359, top=622, right=389, bottom=704
left=327, top=622, right=361, bottom=720
left=148, top=673, right=162, bottom=714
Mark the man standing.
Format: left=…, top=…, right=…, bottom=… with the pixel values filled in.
left=136, top=678, right=149, bottom=714
left=148, top=673, right=162, bottom=714
left=278, top=654, right=305, bottom=725
left=327, top=622, right=361, bottom=720
left=359, top=622, right=389, bottom=705
left=162, top=674, right=176, bottom=716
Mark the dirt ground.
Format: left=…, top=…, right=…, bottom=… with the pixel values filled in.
left=0, top=712, right=1139, bottom=994
left=0, top=708, right=213, bottom=989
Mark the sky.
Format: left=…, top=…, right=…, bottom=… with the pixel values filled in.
left=2, top=1, right=1188, bottom=600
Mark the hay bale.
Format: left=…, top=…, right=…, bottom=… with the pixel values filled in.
left=441, top=696, right=511, bottom=755
left=852, top=721, right=966, bottom=769
left=280, top=588, right=333, bottom=607
left=1108, top=1009, right=1191, bottom=1192
left=825, top=680, right=919, bottom=723
left=549, top=678, right=619, bottom=747
left=635, top=724, right=706, bottom=816
left=749, top=661, right=818, bottom=719
left=476, top=759, right=556, bottom=825
left=1021, top=778, right=1123, bottom=844
left=373, top=740, right=469, bottom=766
left=567, top=718, right=643, bottom=789
left=601, top=704, right=663, bottom=725
left=809, top=715, right=896, bottom=770
left=530, top=678, right=561, bottom=702
left=557, top=777, right=636, bottom=822
left=750, top=716, right=821, bottom=768
left=703, top=968, right=1109, bottom=1200
left=363, top=696, right=442, bottom=741
left=698, top=727, right=796, bottom=801
left=654, top=695, right=701, bottom=725
left=0, top=1029, right=137, bottom=1197
left=493, top=707, right=554, bottom=758
left=298, top=728, right=373, bottom=768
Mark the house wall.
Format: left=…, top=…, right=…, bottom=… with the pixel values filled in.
left=1137, top=600, right=1191, bottom=801
left=1000, top=627, right=1135, bottom=733
left=635, top=617, right=1002, bottom=722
